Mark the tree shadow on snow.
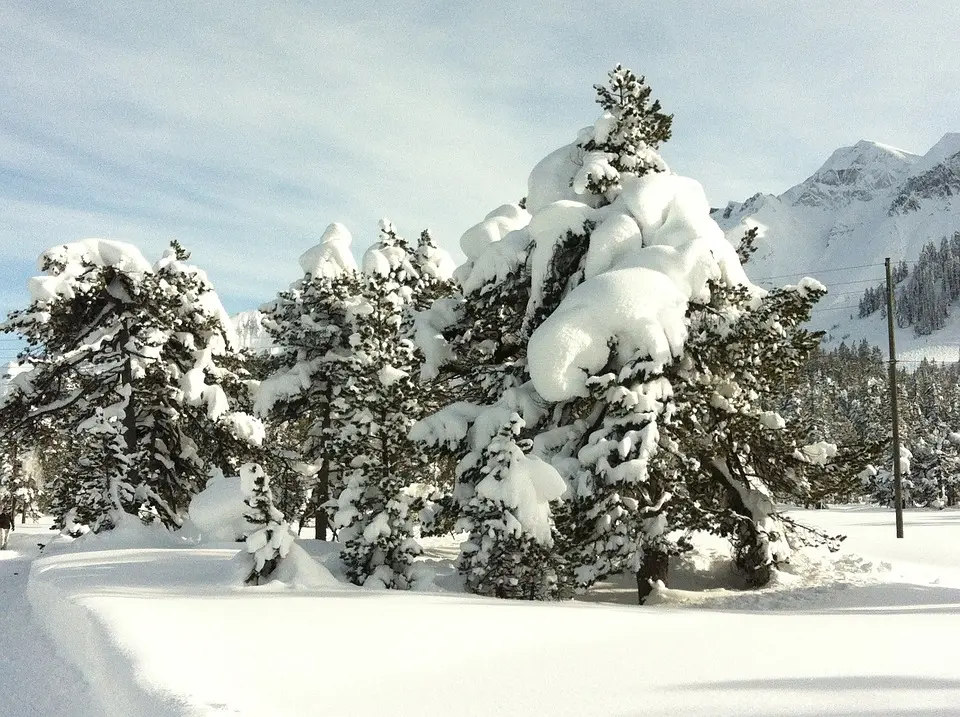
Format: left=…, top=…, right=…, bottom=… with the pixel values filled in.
left=786, top=582, right=960, bottom=615
left=659, top=676, right=960, bottom=717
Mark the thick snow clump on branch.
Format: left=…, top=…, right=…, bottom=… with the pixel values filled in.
left=188, top=475, right=251, bottom=541
left=298, top=223, right=358, bottom=277
left=525, top=173, right=750, bottom=402
left=29, top=239, right=152, bottom=303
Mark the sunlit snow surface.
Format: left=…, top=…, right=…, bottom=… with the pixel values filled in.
left=9, top=507, right=959, bottom=716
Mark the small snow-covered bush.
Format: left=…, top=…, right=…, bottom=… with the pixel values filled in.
left=241, top=464, right=294, bottom=585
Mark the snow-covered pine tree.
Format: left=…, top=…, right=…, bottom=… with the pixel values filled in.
left=411, top=196, right=576, bottom=596
left=241, top=463, right=294, bottom=585
left=415, top=67, right=684, bottom=599
left=217, top=347, right=311, bottom=530
left=0, top=239, right=259, bottom=531
left=554, top=365, right=680, bottom=599
left=416, top=66, right=873, bottom=601
left=0, top=373, right=46, bottom=524
left=456, top=412, right=565, bottom=598
left=412, top=229, right=457, bottom=310
left=663, top=278, right=878, bottom=586
left=333, top=220, right=449, bottom=588
left=256, top=223, right=362, bottom=539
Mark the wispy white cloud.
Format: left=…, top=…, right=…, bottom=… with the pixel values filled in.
left=1, top=0, right=958, bottom=315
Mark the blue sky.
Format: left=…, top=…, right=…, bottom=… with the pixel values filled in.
left=2, top=0, right=959, bottom=362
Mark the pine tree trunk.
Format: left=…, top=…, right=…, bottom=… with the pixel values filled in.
left=722, top=472, right=773, bottom=587
left=710, top=459, right=776, bottom=588
left=120, top=327, right=138, bottom=492
left=314, top=463, right=330, bottom=541
left=636, top=546, right=669, bottom=604
left=9, top=442, right=18, bottom=531
left=314, top=388, right=333, bottom=541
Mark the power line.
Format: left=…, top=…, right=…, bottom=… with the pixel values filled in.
left=818, top=289, right=874, bottom=298
left=754, top=262, right=885, bottom=282
left=821, top=278, right=886, bottom=288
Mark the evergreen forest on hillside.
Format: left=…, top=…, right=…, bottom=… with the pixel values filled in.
left=859, top=232, right=960, bottom=336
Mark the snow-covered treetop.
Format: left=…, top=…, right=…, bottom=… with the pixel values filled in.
left=525, top=66, right=672, bottom=214
left=445, top=66, right=754, bottom=402
left=22, top=238, right=238, bottom=349
left=415, top=229, right=456, bottom=282
left=154, top=243, right=238, bottom=350
left=298, top=223, right=358, bottom=278
left=458, top=204, right=531, bottom=262
left=29, top=238, right=152, bottom=303
left=361, top=219, right=455, bottom=288
left=362, top=219, right=418, bottom=278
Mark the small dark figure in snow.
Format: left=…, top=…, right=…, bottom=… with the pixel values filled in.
left=0, top=512, right=13, bottom=549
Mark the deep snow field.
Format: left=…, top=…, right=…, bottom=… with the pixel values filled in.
left=2, top=507, right=959, bottom=717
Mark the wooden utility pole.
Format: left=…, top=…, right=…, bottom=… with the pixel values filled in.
left=885, top=258, right=904, bottom=539
left=9, top=441, right=18, bottom=531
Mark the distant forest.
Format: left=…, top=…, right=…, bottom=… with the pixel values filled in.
left=791, top=340, right=960, bottom=507
left=859, top=232, right=960, bottom=335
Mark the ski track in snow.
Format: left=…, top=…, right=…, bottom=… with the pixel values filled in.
left=0, top=522, right=96, bottom=717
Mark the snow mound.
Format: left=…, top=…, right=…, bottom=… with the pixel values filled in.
left=229, top=542, right=340, bottom=590
left=270, top=543, right=341, bottom=589
left=187, top=475, right=250, bottom=542
left=64, top=512, right=185, bottom=551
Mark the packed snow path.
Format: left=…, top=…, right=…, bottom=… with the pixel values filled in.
left=0, top=521, right=96, bottom=717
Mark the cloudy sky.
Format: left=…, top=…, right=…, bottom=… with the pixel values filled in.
left=1, top=0, right=958, bottom=358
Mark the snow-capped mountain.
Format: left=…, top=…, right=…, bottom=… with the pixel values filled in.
left=231, top=310, right=273, bottom=353
left=714, top=133, right=960, bottom=361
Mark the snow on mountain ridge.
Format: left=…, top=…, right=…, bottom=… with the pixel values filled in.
left=908, top=132, right=960, bottom=177
left=890, top=138, right=960, bottom=216
left=781, top=140, right=918, bottom=209
left=714, top=133, right=960, bottom=360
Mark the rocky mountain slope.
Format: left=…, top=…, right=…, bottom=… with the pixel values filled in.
left=714, top=133, right=960, bottom=362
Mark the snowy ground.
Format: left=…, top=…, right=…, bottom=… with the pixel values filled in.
left=5, top=507, right=960, bottom=716
left=0, top=521, right=96, bottom=717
